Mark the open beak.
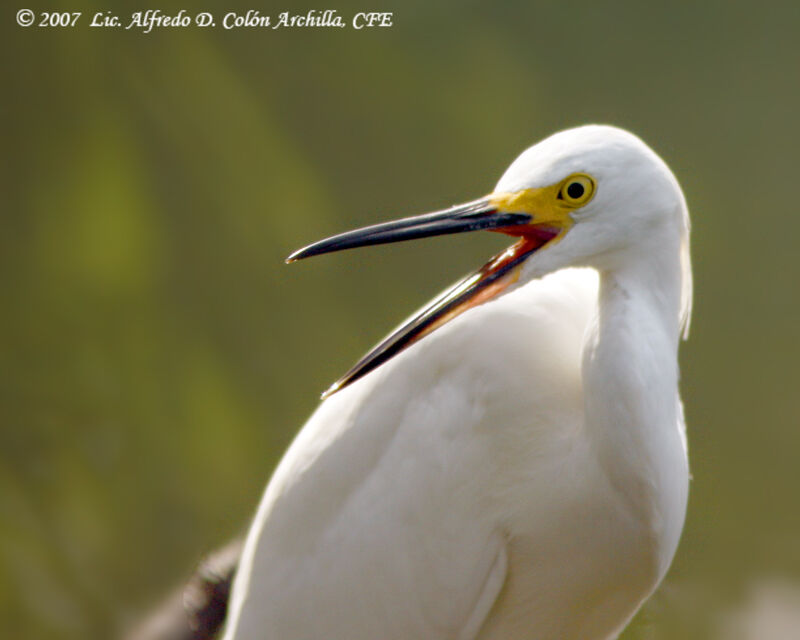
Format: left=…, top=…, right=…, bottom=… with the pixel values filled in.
left=287, top=196, right=564, bottom=398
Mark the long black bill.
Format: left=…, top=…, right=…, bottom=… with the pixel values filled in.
left=286, top=198, right=530, bottom=262
left=286, top=198, right=554, bottom=399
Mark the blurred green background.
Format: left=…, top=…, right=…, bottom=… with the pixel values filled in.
left=3, top=1, right=800, bottom=638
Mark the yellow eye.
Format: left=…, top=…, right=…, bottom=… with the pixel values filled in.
left=559, top=174, right=596, bottom=206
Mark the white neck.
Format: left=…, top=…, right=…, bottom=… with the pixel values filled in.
left=581, top=231, right=688, bottom=573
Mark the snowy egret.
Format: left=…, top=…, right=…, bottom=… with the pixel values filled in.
left=223, top=125, right=692, bottom=640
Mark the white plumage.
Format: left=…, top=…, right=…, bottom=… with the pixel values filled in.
left=224, top=125, right=692, bottom=640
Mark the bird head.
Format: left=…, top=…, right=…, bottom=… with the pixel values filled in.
left=492, top=126, right=689, bottom=282
left=287, top=125, right=692, bottom=397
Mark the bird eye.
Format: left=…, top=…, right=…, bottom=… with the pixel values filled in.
left=559, top=174, right=595, bottom=206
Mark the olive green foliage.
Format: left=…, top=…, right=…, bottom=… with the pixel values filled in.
left=2, top=1, right=799, bottom=638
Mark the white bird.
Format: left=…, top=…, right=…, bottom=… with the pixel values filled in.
left=223, top=125, right=693, bottom=640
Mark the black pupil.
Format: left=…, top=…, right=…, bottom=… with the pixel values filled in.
left=566, top=181, right=585, bottom=199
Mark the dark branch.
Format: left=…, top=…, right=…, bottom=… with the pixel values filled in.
left=124, top=539, right=243, bottom=640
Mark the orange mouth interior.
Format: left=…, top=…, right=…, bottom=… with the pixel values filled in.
left=321, top=223, right=561, bottom=398
left=414, top=226, right=560, bottom=342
